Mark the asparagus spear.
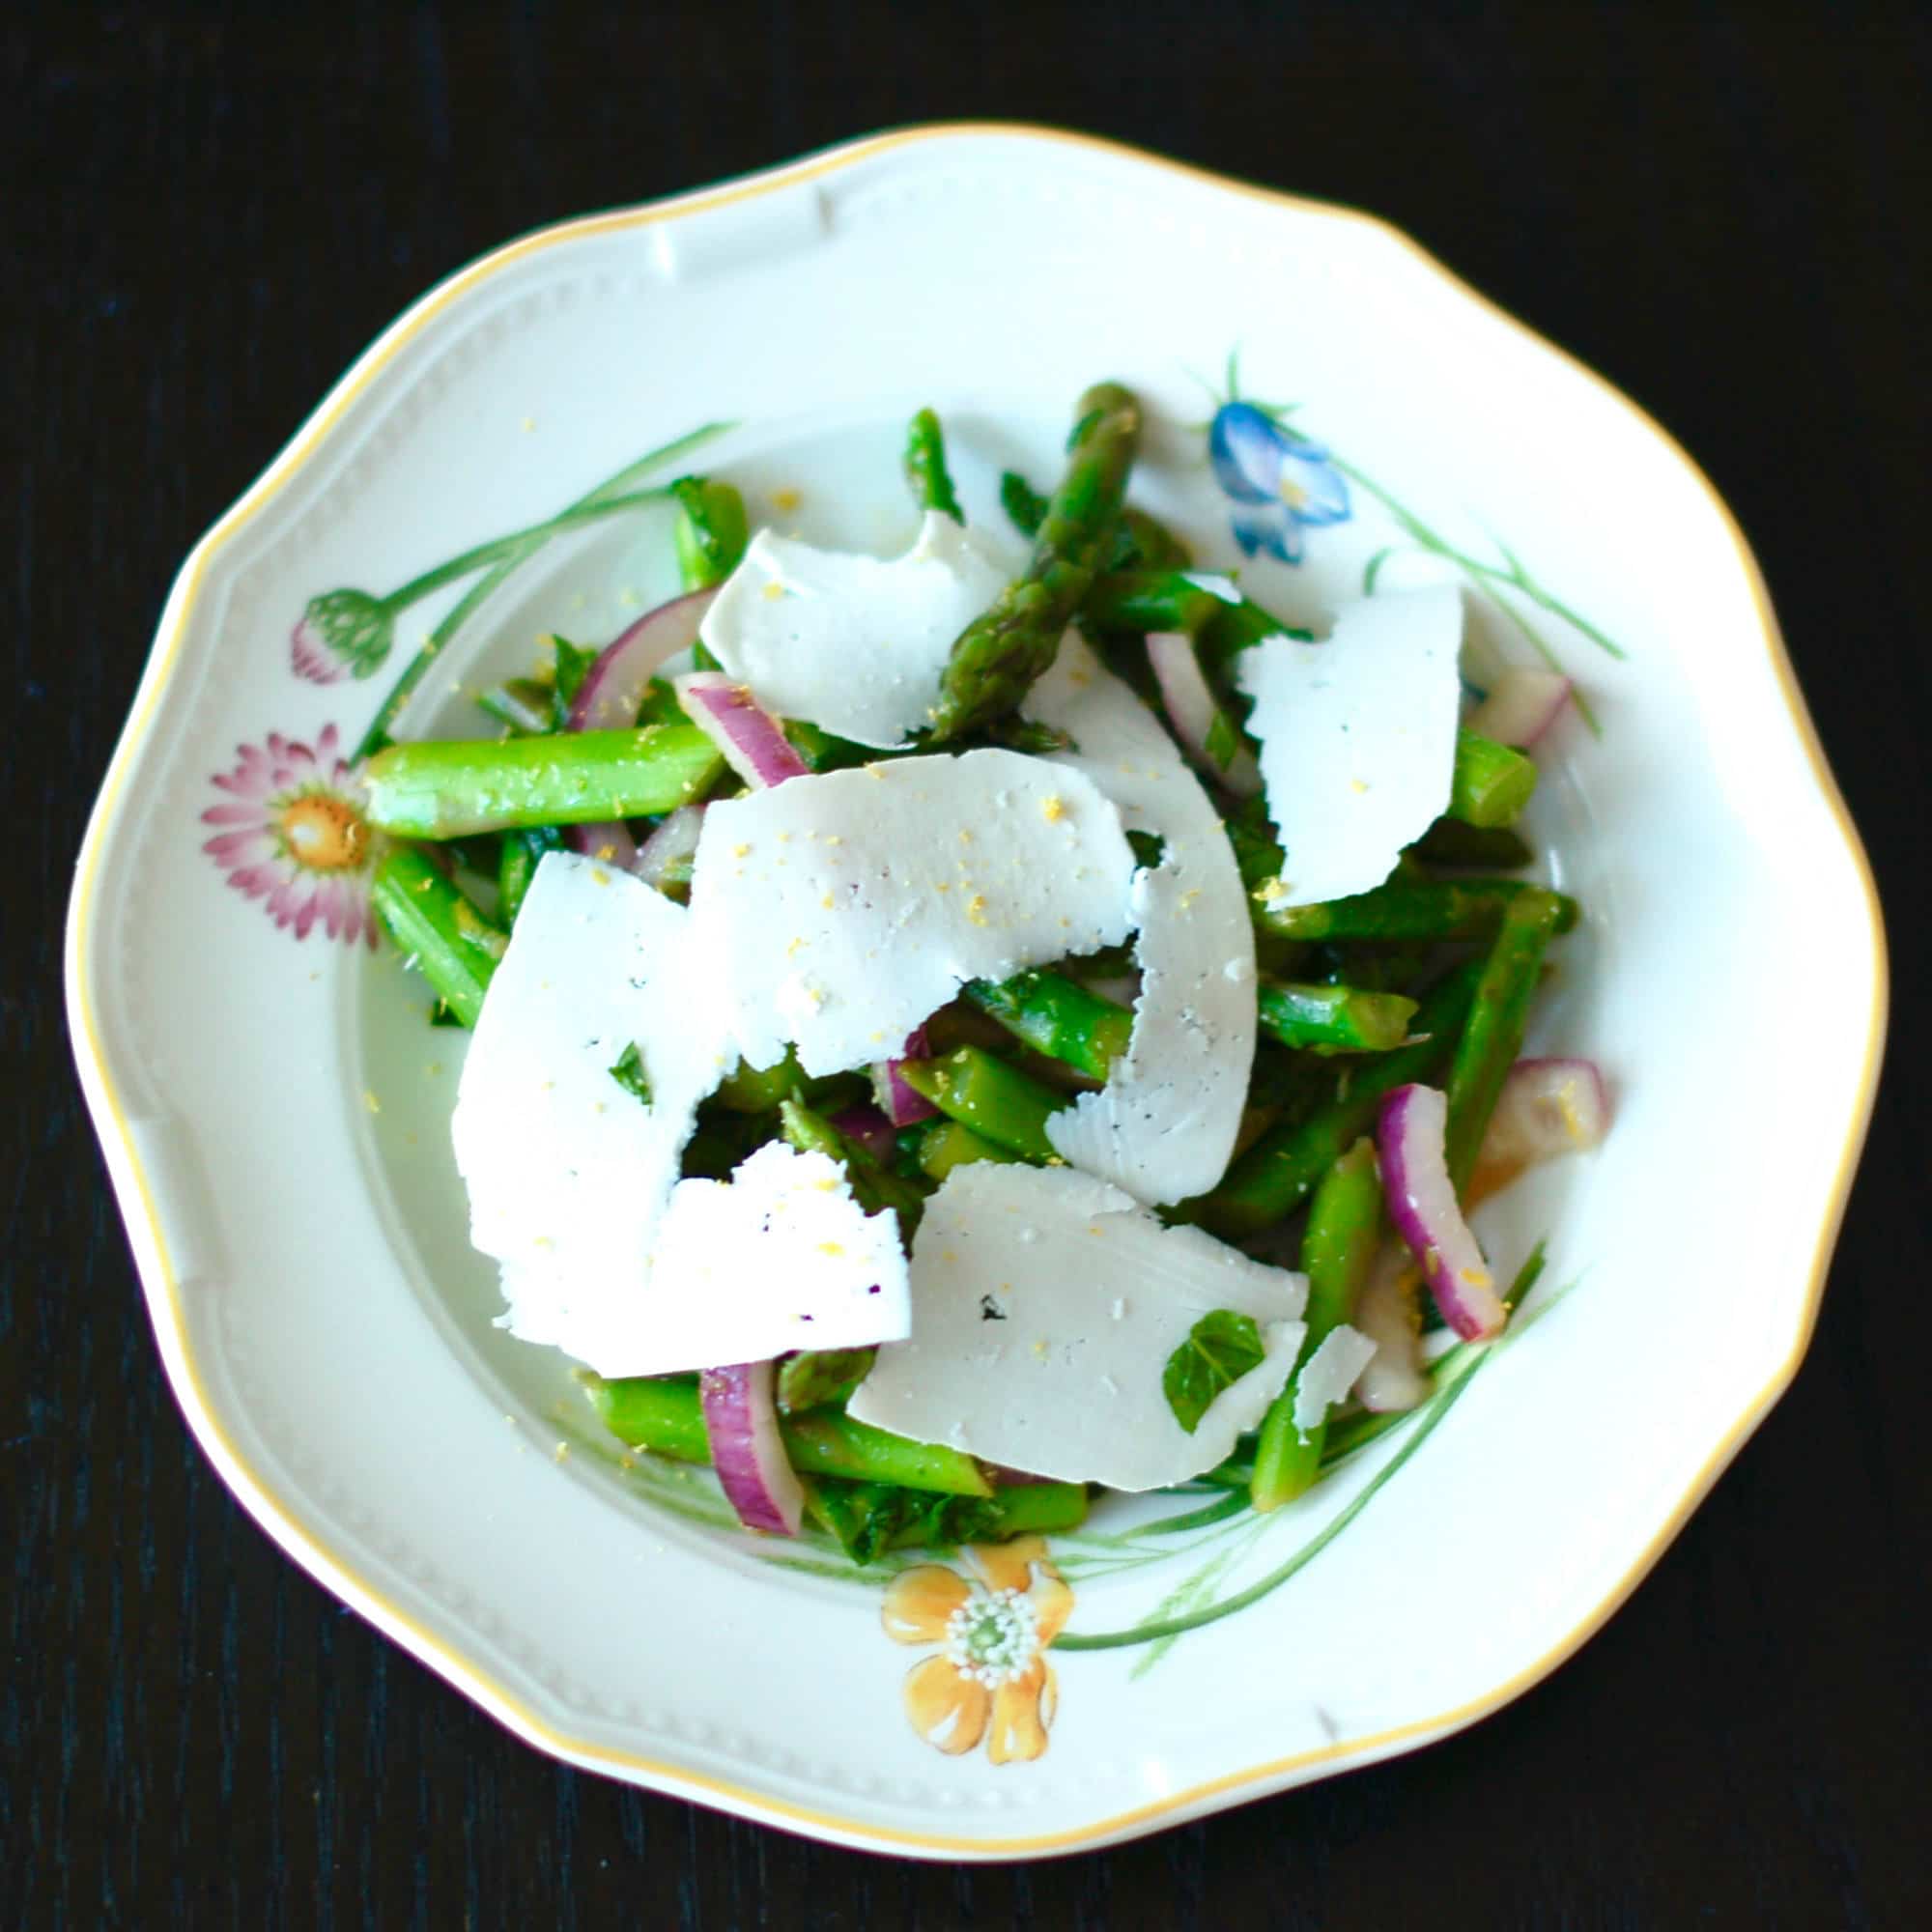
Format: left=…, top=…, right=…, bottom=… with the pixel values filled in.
left=895, top=1047, right=1067, bottom=1162
left=917, top=1119, right=1025, bottom=1181
left=1256, top=980, right=1420, bottom=1055
left=902, top=409, right=964, bottom=523
left=362, top=725, right=724, bottom=838
left=585, top=1375, right=993, bottom=1496
left=1409, top=818, right=1535, bottom=870
left=1001, top=469, right=1191, bottom=571
left=1451, top=731, right=1539, bottom=828
left=926, top=383, right=1142, bottom=740
left=1443, top=888, right=1565, bottom=1191
left=670, top=477, right=750, bottom=591
left=962, top=971, right=1134, bottom=1082
left=1251, top=1137, right=1382, bottom=1510
left=1240, top=858, right=1577, bottom=945
left=370, top=847, right=506, bottom=1027
left=1193, top=960, right=1483, bottom=1236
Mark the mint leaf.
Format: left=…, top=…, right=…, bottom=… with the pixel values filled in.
left=810, top=1478, right=1009, bottom=1566
left=609, top=1041, right=652, bottom=1105
left=999, top=469, right=1049, bottom=538
left=1203, top=707, right=1243, bottom=773
left=1162, top=1309, right=1267, bottom=1435
left=548, top=635, right=598, bottom=719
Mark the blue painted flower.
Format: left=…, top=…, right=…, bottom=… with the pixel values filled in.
left=1208, top=398, right=1351, bottom=565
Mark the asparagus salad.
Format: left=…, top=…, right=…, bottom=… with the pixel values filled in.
left=362, top=386, right=1609, bottom=1565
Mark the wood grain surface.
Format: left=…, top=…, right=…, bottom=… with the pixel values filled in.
left=6, top=3, right=1927, bottom=1925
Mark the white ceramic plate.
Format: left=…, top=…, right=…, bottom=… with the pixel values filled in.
left=67, top=127, right=1885, bottom=1858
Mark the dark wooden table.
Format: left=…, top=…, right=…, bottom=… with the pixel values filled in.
left=8, top=4, right=1927, bottom=1924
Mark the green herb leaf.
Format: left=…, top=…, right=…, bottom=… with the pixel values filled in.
left=1162, top=1309, right=1267, bottom=1435
left=810, top=1478, right=1008, bottom=1566
left=609, top=1041, right=652, bottom=1105
left=1202, top=708, right=1242, bottom=773
left=776, top=1349, right=876, bottom=1414
left=548, top=636, right=598, bottom=718
left=999, top=470, right=1049, bottom=538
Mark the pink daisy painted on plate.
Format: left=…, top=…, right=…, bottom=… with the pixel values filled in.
left=202, top=724, right=382, bottom=945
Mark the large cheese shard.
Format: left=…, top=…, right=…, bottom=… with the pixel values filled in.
left=846, top=1164, right=1307, bottom=1491
left=697, top=513, right=1016, bottom=750
left=639, top=1142, right=911, bottom=1368
left=452, top=855, right=914, bottom=1376
left=1290, top=1324, right=1378, bottom=1434
left=1236, top=587, right=1463, bottom=909
left=686, top=750, right=1138, bottom=1078
left=450, top=851, right=732, bottom=1372
left=1021, top=634, right=1257, bottom=1205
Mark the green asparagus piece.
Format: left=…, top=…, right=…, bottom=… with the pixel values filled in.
left=1444, top=889, right=1565, bottom=1192
left=371, top=846, right=506, bottom=1028
left=496, top=825, right=563, bottom=926
left=1451, top=731, right=1539, bottom=828
left=1252, top=1137, right=1383, bottom=1510
left=1256, top=980, right=1420, bottom=1055
left=927, top=383, right=1142, bottom=740
left=917, top=1119, right=1024, bottom=1182
left=903, top=409, right=964, bottom=523
left=714, top=1050, right=803, bottom=1115
left=362, top=725, right=724, bottom=839
left=1194, top=960, right=1483, bottom=1236
left=1409, top=818, right=1534, bottom=870
left=779, top=1098, right=929, bottom=1235
left=586, top=1376, right=994, bottom=1496
left=1245, top=866, right=1577, bottom=946
left=999, top=471, right=1190, bottom=571
left=776, top=1349, right=876, bottom=1413
left=939, top=1481, right=1090, bottom=1539
left=670, top=477, right=750, bottom=591
left=895, top=1048, right=1066, bottom=1162
left=962, top=971, right=1134, bottom=1082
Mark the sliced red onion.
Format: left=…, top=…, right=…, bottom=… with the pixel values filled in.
left=565, top=588, right=719, bottom=867
left=698, top=1361, right=804, bottom=1535
left=674, top=672, right=810, bottom=790
left=1473, top=1057, right=1611, bottom=1194
left=1466, top=667, right=1571, bottom=748
left=1145, top=631, right=1264, bottom=797
left=987, top=1464, right=1055, bottom=1487
left=871, top=1026, right=938, bottom=1127
left=1377, top=1083, right=1509, bottom=1342
left=634, top=803, right=705, bottom=891
left=1350, top=1241, right=1431, bottom=1413
left=826, top=1103, right=898, bottom=1166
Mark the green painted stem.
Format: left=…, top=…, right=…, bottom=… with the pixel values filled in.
left=353, top=420, right=733, bottom=760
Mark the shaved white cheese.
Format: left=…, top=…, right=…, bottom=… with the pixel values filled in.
left=450, top=851, right=732, bottom=1374
left=1022, top=634, right=1257, bottom=1205
left=687, top=750, right=1137, bottom=1078
left=697, top=512, right=1016, bottom=749
left=639, top=1142, right=910, bottom=1369
left=1290, top=1324, right=1379, bottom=1434
left=1236, top=587, right=1463, bottom=909
left=847, top=1164, right=1306, bottom=1492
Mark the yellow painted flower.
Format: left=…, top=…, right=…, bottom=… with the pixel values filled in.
left=880, top=1536, right=1072, bottom=1764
